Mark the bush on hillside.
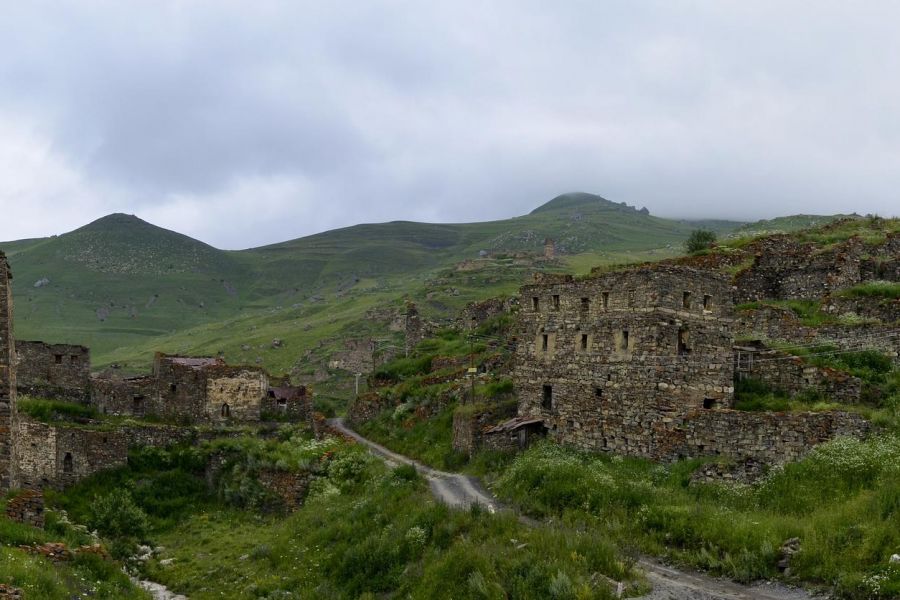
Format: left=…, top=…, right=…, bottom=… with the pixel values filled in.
left=685, top=229, right=717, bottom=254
left=87, top=489, right=149, bottom=540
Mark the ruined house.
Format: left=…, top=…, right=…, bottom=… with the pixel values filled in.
left=91, top=353, right=312, bottom=425
left=495, top=265, right=868, bottom=464
left=15, top=341, right=91, bottom=403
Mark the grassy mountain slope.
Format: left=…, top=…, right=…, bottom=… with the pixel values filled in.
left=3, top=193, right=748, bottom=374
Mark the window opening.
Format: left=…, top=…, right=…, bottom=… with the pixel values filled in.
left=601, top=292, right=609, bottom=309
left=542, top=385, right=553, bottom=411
left=683, top=291, right=691, bottom=309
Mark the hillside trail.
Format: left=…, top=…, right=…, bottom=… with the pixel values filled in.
left=328, top=418, right=824, bottom=600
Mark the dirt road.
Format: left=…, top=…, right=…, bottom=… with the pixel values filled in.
left=329, top=418, right=824, bottom=600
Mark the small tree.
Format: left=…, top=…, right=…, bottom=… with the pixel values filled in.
left=685, top=229, right=717, bottom=254
left=88, top=489, right=149, bottom=540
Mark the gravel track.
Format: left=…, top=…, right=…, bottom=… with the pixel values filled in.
left=329, top=418, right=825, bottom=600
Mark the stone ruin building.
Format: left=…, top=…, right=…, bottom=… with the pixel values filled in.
left=484, top=264, right=869, bottom=464
left=92, top=353, right=310, bottom=424
left=15, top=340, right=91, bottom=403
left=0, top=250, right=314, bottom=492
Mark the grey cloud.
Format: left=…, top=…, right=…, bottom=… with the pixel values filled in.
left=0, top=1, right=899, bottom=248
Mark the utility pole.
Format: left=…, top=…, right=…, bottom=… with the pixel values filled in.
left=354, top=372, right=362, bottom=397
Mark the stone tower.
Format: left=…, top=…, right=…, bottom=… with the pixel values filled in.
left=0, top=251, right=16, bottom=490
left=543, top=238, right=556, bottom=259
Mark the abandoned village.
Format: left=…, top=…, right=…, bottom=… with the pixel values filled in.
left=1, top=219, right=899, bottom=501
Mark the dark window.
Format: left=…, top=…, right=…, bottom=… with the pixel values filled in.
left=221, top=403, right=231, bottom=417
left=268, top=390, right=276, bottom=398
left=678, top=328, right=690, bottom=356
left=133, top=395, right=144, bottom=413
left=703, top=398, right=716, bottom=409
left=54, top=354, right=63, bottom=364
left=532, top=297, right=539, bottom=311
left=580, top=297, right=590, bottom=311
left=63, top=452, right=73, bottom=473
left=552, top=294, right=560, bottom=309
left=683, top=291, right=691, bottom=309
left=619, top=330, right=629, bottom=351
left=594, top=386, right=603, bottom=398
left=541, top=334, right=549, bottom=351
left=601, top=292, right=609, bottom=309
left=71, top=355, right=79, bottom=362
left=277, top=398, right=287, bottom=406
left=169, top=383, right=177, bottom=393
left=580, top=334, right=588, bottom=351
left=703, top=294, right=712, bottom=310
left=541, top=385, right=553, bottom=411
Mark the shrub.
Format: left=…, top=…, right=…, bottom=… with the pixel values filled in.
left=685, top=230, right=717, bottom=254
left=87, top=489, right=149, bottom=540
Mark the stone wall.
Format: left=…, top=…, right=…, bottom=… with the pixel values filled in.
left=206, top=369, right=267, bottom=423
left=14, top=416, right=128, bottom=490
left=515, top=266, right=736, bottom=458
left=0, top=252, right=15, bottom=491
left=5, top=489, right=45, bottom=528
left=657, top=409, right=870, bottom=464
left=735, top=345, right=862, bottom=403
left=261, top=385, right=313, bottom=424
left=15, top=341, right=91, bottom=403
left=511, top=264, right=871, bottom=466
left=822, top=296, right=900, bottom=324
left=733, top=231, right=900, bottom=303
left=256, top=468, right=313, bottom=511
left=451, top=401, right=517, bottom=456
left=347, top=392, right=396, bottom=425
left=91, top=375, right=157, bottom=417
left=328, top=339, right=375, bottom=374
left=456, top=298, right=512, bottom=330
left=735, top=306, right=900, bottom=364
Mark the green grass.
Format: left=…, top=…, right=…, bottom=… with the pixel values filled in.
left=0, top=496, right=148, bottom=598
left=4, top=194, right=738, bottom=374
left=493, top=438, right=900, bottom=598
left=17, top=396, right=99, bottom=422
left=49, top=432, right=635, bottom=599
left=736, top=299, right=837, bottom=326
left=839, top=281, right=900, bottom=300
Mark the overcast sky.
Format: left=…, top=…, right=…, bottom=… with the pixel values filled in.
left=1, top=1, right=898, bottom=249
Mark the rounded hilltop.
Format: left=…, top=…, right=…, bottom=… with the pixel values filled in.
left=529, top=192, right=648, bottom=215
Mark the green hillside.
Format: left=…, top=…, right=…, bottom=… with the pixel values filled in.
left=3, top=193, right=748, bottom=376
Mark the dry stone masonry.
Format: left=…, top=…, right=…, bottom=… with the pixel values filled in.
left=501, top=264, right=871, bottom=465
left=0, top=252, right=16, bottom=491
left=15, top=341, right=91, bottom=403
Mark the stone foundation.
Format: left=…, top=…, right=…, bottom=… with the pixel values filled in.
left=5, top=489, right=45, bottom=528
